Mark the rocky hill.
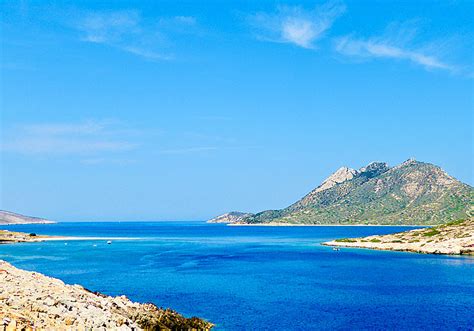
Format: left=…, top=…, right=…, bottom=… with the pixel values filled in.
left=211, top=159, right=473, bottom=225
left=207, top=212, right=252, bottom=224
left=323, top=218, right=474, bottom=255
left=0, top=210, right=54, bottom=225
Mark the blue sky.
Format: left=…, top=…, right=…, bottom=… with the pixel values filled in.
left=1, top=0, right=473, bottom=221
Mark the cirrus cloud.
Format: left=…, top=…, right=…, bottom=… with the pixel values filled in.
left=1, top=120, right=138, bottom=156
left=248, top=1, right=346, bottom=49
left=72, top=11, right=199, bottom=61
left=334, top=23, right=456, bottom=72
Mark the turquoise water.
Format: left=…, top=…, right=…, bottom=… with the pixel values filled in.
left=0, top=222, right=473, bottom=330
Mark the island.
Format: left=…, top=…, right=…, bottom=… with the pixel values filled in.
left=209, top=159, right=474, bottom=226
left=323, top=219, right=474, bottom=255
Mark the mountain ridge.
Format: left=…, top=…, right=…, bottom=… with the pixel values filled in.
left=208, top=159, right=473, bottom=225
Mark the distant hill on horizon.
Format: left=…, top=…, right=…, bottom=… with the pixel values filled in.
left=209, top=159, right=474, bottom=225
left=0, top=210, right=55, bottom=225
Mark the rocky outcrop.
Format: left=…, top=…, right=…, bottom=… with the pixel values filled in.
left=313, top=167, right=359, bottom=193
left=358, top=161, right=390, bottom=178
left=207, top=212, right=253, bottom=224
left=323, top=219, right=474, bottom=255
left=0, top=260, right=213, bottom=330
left=0, top=210, right=54, bottom=225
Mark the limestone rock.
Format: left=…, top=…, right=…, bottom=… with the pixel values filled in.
left=0, top=261, right=213, bottom=330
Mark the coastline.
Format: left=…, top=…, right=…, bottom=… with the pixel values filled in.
left=322, top=219, right=474, bottom=255
left=0, top=229, right=143, bottom=244
left=0, top=260, right=213, bottom=330
left=38, top=236, right=142, bottom=241
left=227, top=223, right=428, bottom=227
left=0, top=221, right=56, bottom=225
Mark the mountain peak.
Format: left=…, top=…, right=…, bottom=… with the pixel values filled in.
left=314, top=166, right=358, bottom=193
left=398, top=158, right=419, bottom=167
left=359, top=161, right=390, bottom=177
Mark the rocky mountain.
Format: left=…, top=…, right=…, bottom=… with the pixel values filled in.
left=0, top=210, right=55, bottom=225
left=210, top=159, right=473, bottom=225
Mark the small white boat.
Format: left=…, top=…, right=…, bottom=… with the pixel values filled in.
left=106, top=240, right=112, bottom=245
left=332, top=247, right=340, bottom=251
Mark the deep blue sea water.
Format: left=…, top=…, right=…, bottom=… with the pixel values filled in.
left=0, top=222, right=473, bottom=330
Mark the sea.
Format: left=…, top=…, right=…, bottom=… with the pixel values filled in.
left=0, top=222, right=473, bottom=330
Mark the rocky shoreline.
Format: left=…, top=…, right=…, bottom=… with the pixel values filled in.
left=0, top=229, right=213, bottom=330
left=323, top=219, right=474, bottom=255
left=0, top=260, right=213, bottom=330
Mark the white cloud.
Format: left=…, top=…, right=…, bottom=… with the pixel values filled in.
left=1, top=120, right=138, bottom=155
left=120, top=46, right=172, bottom=61
left=160, top=16, right=196, bottom=26
left=78, top=11, right=140, bottom=44
left=73, top=11, right=197, bottom=60
left=249, top=1, right=346, bottom=49
left=334, top=24, right=455, bottom=72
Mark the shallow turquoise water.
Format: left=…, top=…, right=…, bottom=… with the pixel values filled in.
left=1, top=222, right=473, bottom=330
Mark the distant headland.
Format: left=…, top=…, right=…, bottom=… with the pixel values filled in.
left=0, top=210, right=55, bottom=225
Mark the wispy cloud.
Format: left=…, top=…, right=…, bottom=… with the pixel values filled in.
left=159, top=15, right=197, bottom=27
left=157, top=147, right=219, bottom=155
left=80, top=158, right=137, bottom=165
left=77, top=10, right=140, bottom=44
left=334, top=23, right=455, bottom=72
left=1, top=120, right=138, bottom=156
left=156, top=145, right=261, bottom=156
left=248, top=1, right=346, bottom=49
left=73, top=11, right=198, bottom=60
